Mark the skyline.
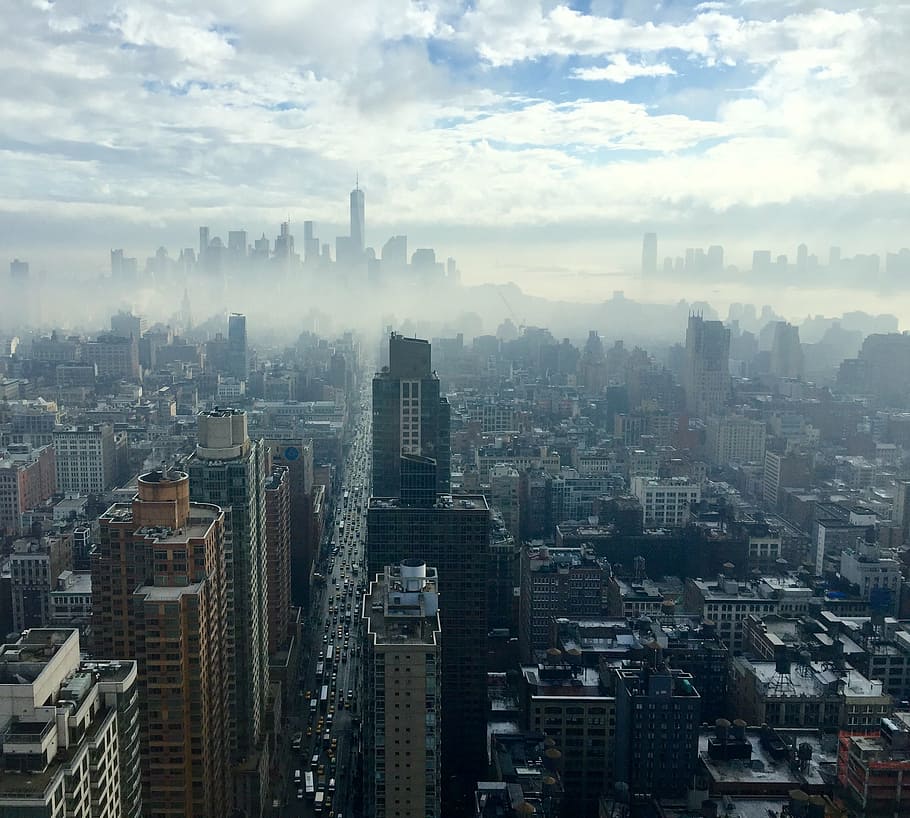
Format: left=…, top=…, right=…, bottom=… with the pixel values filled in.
left=3, top=1, right=910, bottom=295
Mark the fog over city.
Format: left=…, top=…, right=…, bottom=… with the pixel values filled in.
left=11, top=5, right=910, bottom=818
left=4, top=0, right=910, bottom=326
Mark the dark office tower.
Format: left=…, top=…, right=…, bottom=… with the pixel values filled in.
left=110, top=250, right=123, bottom=277
left=614, top=665, right=701, bottom=799
left=400, top=453, right=437, bottom=507
left=263, top=438, right=315, bottom=606
left=94, top=470, right=231, bottom=817
left=350, top=183, right=365, bottom=253
left=227, top=312, right=249, bottom=380
left=372, top=333, right=451, bottom=498
left=187, top=410, right=269, bottom=815
left=367, top=494, right=491, bottom=814
left=683, top=315, right=730, bottom=419
left=264, top=465, right=290, bottom=654
left=199, top=226, right=210, bottom=260
left=641, top=232, right=657, bottom=275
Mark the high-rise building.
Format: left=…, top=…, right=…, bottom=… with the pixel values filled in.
left=263, top=437, right=314, bottom=605
left=227, top=229, right=247, bottom=264
left=381, top=235, right=408, bottom=274
left=0, top=628, right=142, bottom=818
left=705, top=415, right=767, bottom=465
left=641, top=232, right=657, bottom=275
left=9, top=258, right=29, bottom=278
left=94, top=470, right=231, bottom=817
left=303, top=220, right=319, bottom=263
left=83, top=333, right=141, bottom=379
left=770, top=321, right=804, bottom=380
left=372, top=333, right=451, bottom=498
left=366, top=495, right=490, bottom=808
left=187, top=409, right=269, bottom=814
left=111, top=310, right=146, bottom=340
left=53, top=424, right=117, bottom=495
left=614, top=664, right=701, bottom=799
left=519, top=544, right=607, bottom=662
left=227, top=312, right=249, bottom=381
left=362, top=561, right=442, bottom=818
left=264, top=465, right=291, bottom=654
left=351, top=183, right=365, bottom=254
left=488, top=464, right=520, bottom=541
left=683, top=315, right=730, bottom=419
left=199, top=226, right=210, bottom=260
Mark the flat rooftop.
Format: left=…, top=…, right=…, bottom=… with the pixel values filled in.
left=134, top=581, right=205, bottom=601
left=699, top=728, right=837, bottom=790
left=100, top=502, right=220, bottom=542
left=369, top=494, right=489, bottom=511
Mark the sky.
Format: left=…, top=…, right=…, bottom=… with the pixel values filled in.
left=3, top=0, right=910, bottom=308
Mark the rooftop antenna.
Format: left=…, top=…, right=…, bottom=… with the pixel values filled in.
left=356, top=172, right=360, bottom=191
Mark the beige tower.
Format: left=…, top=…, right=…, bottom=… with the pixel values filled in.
left=363, top=560, right=442, bottom=818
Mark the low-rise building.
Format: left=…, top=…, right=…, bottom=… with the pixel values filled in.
left=839, top=712, right=910, bottom=816
left=731, top=655, right=891, bottom=731
left=519, top=545, right=608, bottom=661
left=9, top=533, right=73, bottom=632
left=520, top=662, right=615, bottom=818
left=632, top=476, right=700, bottom=527
left=0, top=444, right=56, bottom=536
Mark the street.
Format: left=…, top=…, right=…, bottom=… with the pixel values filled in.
left=279, top=379, right=372, bottom=817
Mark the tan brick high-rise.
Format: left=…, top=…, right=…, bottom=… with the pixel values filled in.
left=94, top=469, right=230, bottom=818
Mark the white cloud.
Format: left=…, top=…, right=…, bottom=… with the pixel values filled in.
left=572, top=54, right=676, bottom=83
left=1, top=0, right=910, bottom=275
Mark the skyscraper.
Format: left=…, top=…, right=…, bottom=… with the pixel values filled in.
left=187, top=410, right=269, bottom=815
left=372, top=333, right=451, bottom=498
left=94, top=469, right=231, bottom=817
left=199, top=226, right=210, bottom=260
left=363, top=561, right=442, bottom=818
left=227, top=312, right=248, bottom=381
left=683, top=315, right=730, bottom=419
left=350, top=182, right=365, bottom=254
left=641, top=232, right=657, bottom=275
left=264, top=465, right=291, bottom=655
left=367, top=495, right=490, bottom=812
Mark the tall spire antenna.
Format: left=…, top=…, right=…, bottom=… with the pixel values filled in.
left=356, top=172, right=359, bottom=191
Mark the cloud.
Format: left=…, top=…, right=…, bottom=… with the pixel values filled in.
left=572, top=54, right=676, bottom=83
left=1, top=0, right=910, bottom=280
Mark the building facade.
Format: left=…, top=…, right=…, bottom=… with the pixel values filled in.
left=53, top=424, right=116, bottom=495
left=0, top=628, right=141, bottom=818
left=372, top=333, right=451, bottom=498
left=186, top=409, right=269, bottom=815
left=264, top=465, right=291, bottom=654
left=94, top=469, right=231, bottom=817
left=363, top=561, right=442, bottom=818
left=367, top=495, right=489, bottom=805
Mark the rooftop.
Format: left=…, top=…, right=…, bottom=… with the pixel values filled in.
left=369, top=493, right=489, bottom=512
left=134, top=581, right=205, bottom=601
